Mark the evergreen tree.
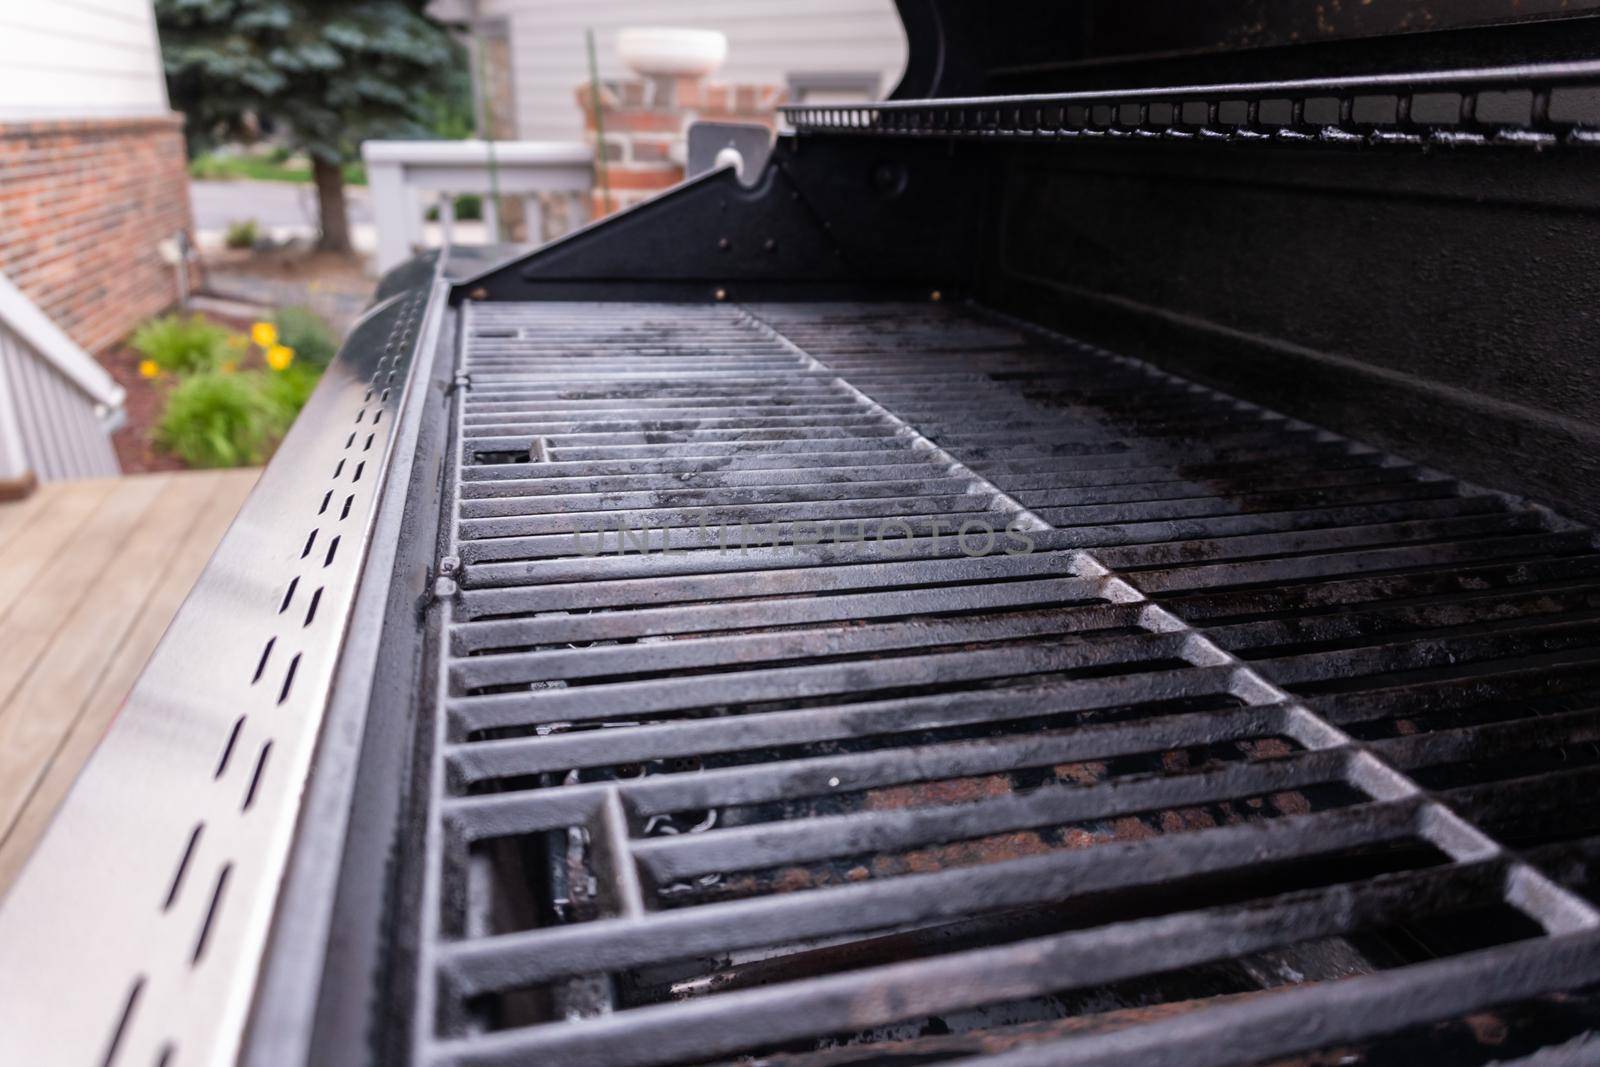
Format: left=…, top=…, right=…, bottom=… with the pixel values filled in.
left=156, top=0, right=463, bottom=253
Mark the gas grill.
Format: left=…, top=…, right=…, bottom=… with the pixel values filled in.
left=4, top=3, right=1600, bottom=1065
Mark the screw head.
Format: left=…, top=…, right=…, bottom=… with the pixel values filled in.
left=764, top=238, right=777, bottom=252
left=930, top=289, right=943, bottom=302
left=714, top=288, right=728, bottom=301
left=469, top=287, right=488, bottom=301
left=717, top=237, right=731, bottom=251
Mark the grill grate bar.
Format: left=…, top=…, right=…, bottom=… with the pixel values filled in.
left=448, top=629, right=1202, bottom=732
left=443, top=669, right=1254, bottom=782
left=450, top=600, right=1146, bottom=690
left=447, top=694, right=1300, bottom=827
left=458, top=547, right=1103, bottom=611
left=450, top=573, right=1112, bottom=652
left=456, top=493, right=997, bottom=539
left=459, top=477, right=978, bottom=515
left=627, top=745, right=1354, bottom=883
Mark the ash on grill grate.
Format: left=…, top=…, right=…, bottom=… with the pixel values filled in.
left=405, top=301, right=1600, bottom=1067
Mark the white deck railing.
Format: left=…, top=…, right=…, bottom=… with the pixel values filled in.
left=362, top=140, right=595, bottom=274
left=0, top=271, right=123, bottom=484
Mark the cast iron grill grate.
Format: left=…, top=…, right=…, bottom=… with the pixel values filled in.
left=409, top=301, right=1600, bottom=1067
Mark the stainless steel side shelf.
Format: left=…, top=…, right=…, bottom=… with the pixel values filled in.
left=0, top=270, right=449, bottom=1067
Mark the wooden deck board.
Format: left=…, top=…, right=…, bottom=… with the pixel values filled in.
left=0, top=479, right=116, bottom=623
left=0, top=476, right=173, bottom=715
left=0, top=488, right=48, bottom=553
left=0, top=469, right=259, bottom=895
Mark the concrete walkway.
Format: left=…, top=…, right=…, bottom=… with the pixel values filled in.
left=189, top=178, right=489, bottom=262
left=190, top=178, right=373, bottom=234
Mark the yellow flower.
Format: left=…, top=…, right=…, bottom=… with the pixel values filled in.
left=138, top=359, right=160, bottom=379
left=251, top=321, right=279, bottom=348
left=266, top=344, right=295, bottom=371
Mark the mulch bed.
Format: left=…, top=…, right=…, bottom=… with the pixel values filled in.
left=101, top=304, right=262, bottom=474
left=102, top=340, right=188, bottom=474
left=100, top=247, right=369, bottom=473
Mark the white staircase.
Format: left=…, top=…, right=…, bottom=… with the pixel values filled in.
left=0, top=271, right=123, bottom=486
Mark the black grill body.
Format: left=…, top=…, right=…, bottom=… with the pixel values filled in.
left=262, top=5, right=1600, bottom=1066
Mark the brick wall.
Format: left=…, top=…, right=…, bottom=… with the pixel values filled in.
left=577, top=76, right=786, bottom=218
left=0, top=116, right=194, bottom=354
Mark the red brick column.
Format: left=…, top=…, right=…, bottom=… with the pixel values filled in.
left=0, top=115, right=195, bottom=354
left=577, top=76, right=786, bottom=218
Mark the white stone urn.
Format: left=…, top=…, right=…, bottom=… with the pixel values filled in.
left=617, top=27, right=728, bottom=78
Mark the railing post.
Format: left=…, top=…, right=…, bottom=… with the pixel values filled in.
left=365, top=153, right=413, bottom=275
left=438, top=193, right=456, bottom=249
left=0, top=331, right=31, bottom=486
left=482, top=195, right=500, bottom=245
left=524, top=195, right=544, bottom=243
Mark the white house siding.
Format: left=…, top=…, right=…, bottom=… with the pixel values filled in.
left=0, top=0, right=169, bottom=121
left=468, top=0, right=907, bottom=141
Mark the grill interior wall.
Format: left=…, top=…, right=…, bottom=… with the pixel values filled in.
left=974, top=142, right=1600, bottom=529
left=404, top=300, right=1600, bottom=1067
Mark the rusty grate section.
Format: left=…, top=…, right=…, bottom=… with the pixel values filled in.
left=409, top=301, right=1600, bottom=1067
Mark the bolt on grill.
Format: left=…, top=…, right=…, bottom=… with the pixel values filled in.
left=401, top=300, right=1600, bottom=1067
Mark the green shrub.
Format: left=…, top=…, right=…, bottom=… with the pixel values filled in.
left=225, top=218, right=259, bottom=249
left=131, top=313, right=231, bottom=375
left=188, top=153, right=229, bottom=179
left=260, top=362, right=323, bottom=435
left=155, top=371, right=279, bottom=468
left=187, top=152, right=368, bottom=185
left=140, top=307, right=328, bottom=469
left=272, top=306, right=337, bottom=368
left=424, top=193, right=483, bottom=223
